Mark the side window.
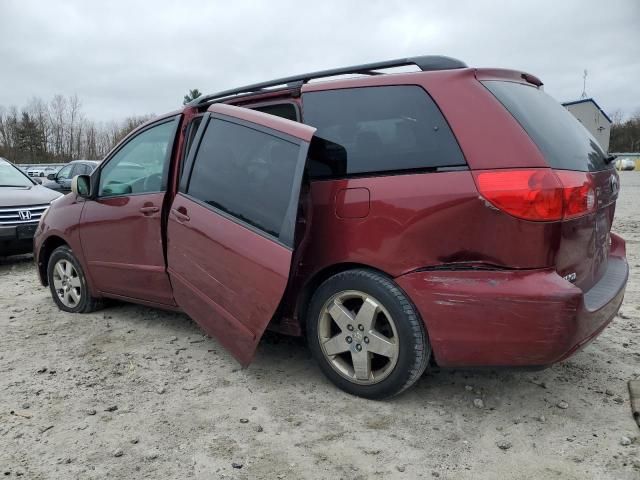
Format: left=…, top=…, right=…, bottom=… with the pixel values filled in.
left=181, top=116, right=203, bottom=174
left=56, top=164, right=73, bottom=181
left=252, top=103, right=298, bottom=121
left=186, top=119, right=300, bottom=241
left=99, top=119, right=176, bottom=197
left=302, top=86, right=466, bottom=178
left=70, top=164, right=84, bottom=177
left=78, top=164, right=92, bottom=175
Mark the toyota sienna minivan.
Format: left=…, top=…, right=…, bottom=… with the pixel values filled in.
left=34, top=56, right=628, bottom=398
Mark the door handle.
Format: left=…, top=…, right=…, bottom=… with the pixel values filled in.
left=140, top=206, right=160, bottom=215
left=170, top=208, right=190, bottom=222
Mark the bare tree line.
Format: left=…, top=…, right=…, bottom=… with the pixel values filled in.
left=2, top=93, right=638, bottom=164
left=610, top=110, right=640, bottom=152
left=0, top=94, right=152, bottom=164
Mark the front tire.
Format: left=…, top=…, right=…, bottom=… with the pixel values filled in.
left=306, top=269, right=430, bottom=399
left=47, top=246, right=102, bottom=313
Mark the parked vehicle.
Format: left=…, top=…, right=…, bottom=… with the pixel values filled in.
left=27, top=166, right=46, bottom=177
left=0, top=158, right=62, bottom=256
left=34, top=56, right=628, bottom=398
left=42, top=160, right=100, bottom=193
left=615, top=158, right=636, bottom=171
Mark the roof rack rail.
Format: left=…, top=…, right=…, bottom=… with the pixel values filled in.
left=191, top=55, right=467, bottom=106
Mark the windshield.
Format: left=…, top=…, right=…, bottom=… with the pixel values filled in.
left=483, top=81, right=609, bottom=172
left=0, top=162, right=34, bottom=187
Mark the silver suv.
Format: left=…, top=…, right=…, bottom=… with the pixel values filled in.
left=0, top=158, right=62, bottom=256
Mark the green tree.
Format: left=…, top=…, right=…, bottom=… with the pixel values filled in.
left=183, top=88, right=203, bottom=105
left=17, top=112, right=45, bottom=162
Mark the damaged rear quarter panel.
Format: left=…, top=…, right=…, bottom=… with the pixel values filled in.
left=396, top=269, right=583, bottom=367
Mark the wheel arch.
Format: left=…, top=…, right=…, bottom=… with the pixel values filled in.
left=294, top=262, right=393, bottom=333
left=37, top=235, right=69, bottom=286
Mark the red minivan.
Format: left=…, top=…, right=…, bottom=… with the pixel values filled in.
left=34, top=56, right=628, bottom=399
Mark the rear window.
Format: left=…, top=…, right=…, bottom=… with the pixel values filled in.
left=252, top=103, right=298, bottom=121
left=302, top=86, right=466, bottom=179
left=483, top=81, right=609, bottom=172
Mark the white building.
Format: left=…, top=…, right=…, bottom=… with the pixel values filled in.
left=562, top=98, right=612, bottom=152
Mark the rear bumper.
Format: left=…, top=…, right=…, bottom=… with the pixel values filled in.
left=395, top=233, right=629, bottom=367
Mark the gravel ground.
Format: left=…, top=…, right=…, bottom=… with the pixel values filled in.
left=1, top=172, right=638, bottom=480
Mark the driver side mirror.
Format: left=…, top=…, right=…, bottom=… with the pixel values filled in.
left=47, top=173, right=56, bottom=180
left=33, top=177, right=43, bottom=185
left=71, top=175, right=92, bottom=198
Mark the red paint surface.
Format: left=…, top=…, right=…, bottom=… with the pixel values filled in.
left=167, top=194, right=293, bottom=366
left=396, top=235, right=627, bottom=367
left=208, top=104, right=315, bottom=141
left=296, top=171, right=558, bottom=279
left=34, top=194, right=92, bottom=292
left=335, top=188, right=370, bottom=219
left=79, top=193, right=174, bottom=305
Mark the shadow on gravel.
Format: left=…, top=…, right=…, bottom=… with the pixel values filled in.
left=0, top=253, right=33, bottom=269
left=100, top=300, right=197, bottom=333
left=251, top=326, right=552, bottom=404
left=131, top=302, right=553, bottom=400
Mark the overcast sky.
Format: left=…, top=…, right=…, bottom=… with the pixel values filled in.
left=1, top=0, right=638, bottom=122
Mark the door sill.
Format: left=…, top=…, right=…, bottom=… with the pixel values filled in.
left=99, top=291, right=181, bottom=312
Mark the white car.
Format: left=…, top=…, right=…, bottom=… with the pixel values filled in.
left=27, top=166, right=46, bottom=177
left=615, top=158, right=636, bottom=171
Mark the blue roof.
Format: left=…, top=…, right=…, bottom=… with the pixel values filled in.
left=562, top=98, right=612, bottom=124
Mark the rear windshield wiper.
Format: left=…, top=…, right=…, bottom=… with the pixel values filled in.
left=605, top=154, right=617, bottom=165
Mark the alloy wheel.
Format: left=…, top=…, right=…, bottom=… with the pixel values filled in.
left=52, top=259, right=82, bottom=308
left=317, top=290, right=399, bottom=385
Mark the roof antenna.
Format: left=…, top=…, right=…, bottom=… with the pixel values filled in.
left=580, top=69, right=588, bottom=99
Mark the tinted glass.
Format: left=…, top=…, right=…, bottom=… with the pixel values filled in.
left=483, top=81, right=609, bottom=171
left=187, top=119, right=300, bottom=240
left=99, top=120, right=175, bottom=196
left=181, top=116, right=203, bottom=174
left=0, top=162, right=33, bottom=187
left=302, top=86, right=466, bottom=178
left=253, top=103, right=298, bottom=121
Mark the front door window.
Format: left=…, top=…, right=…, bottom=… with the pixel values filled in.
left=56, top=164, right=73, bottom=182
left=99, top=120, right=176, bottom=197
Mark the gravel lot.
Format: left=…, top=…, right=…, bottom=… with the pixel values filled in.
left=1, top=172, right=638, bottom=480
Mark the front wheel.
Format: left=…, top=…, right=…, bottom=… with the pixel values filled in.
left=306, top=269, right=430, bottom=399
left=47, top=245, right=102, bottom=313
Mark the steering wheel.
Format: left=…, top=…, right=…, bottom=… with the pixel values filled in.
left=143, top=173, right=163, bottom=192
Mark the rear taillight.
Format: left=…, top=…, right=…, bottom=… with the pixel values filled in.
left=553, top=170, right=596, bottom=219
left=473, top=168, right=596, bottom=221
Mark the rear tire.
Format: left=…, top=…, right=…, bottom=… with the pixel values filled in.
left=306, top=269, right=430, bottom=399
left=47, top=246, right=103, bottom=313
